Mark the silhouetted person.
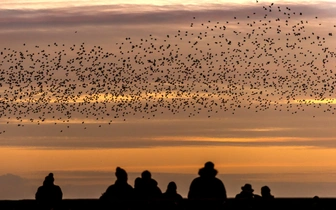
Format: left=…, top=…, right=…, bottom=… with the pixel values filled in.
left=138, top=170, right=162, bottom=199
left=133, top=177, right=146, bottom=209
left=235, top=184, right=256, bottom=209
left=35, top=173, right=62, bottom=210
left=255, top=186, right=274, bottom=210
left=100, top=167, right=134, bottom=209
left=161, top=182, right=183, bottom=210
left=134, top=177, right=142, bottom=197
left=311, top=196, right=325, bottom=210
left=261, top=186, right=274, bottom=199
left=133, top=170, right=162, bottom=209
left=235, top=183, right=255, bottom=199
left=188, top=162, right=227, bottom=209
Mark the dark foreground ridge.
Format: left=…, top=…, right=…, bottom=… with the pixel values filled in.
left=0, top=198, right=333, bottom=210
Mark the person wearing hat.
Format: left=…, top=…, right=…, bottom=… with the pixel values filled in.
left=35, top=173, right=63, bottom=210
left=235, top=183, right=255, bottom=199
left=100, top=167, right=134, bottom=209
left=234, top=183, right=257, bottom=209
left=188, top=162, right=227, bottom=209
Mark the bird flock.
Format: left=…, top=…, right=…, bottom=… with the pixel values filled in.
left=0, top=3, right=335, bottom=133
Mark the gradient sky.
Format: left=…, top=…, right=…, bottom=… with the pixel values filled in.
left=0, top=0, right=336, bottom=199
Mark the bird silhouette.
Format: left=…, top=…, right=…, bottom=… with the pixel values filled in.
left=0, top=2, right=335, bottom=133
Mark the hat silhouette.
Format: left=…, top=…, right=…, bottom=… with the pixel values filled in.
left=198, top=161, right=218, bottom=177
left=241, top=184, right=254, bottom=192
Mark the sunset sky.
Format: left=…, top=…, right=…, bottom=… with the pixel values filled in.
left=0, top=0, right=336, bottom=199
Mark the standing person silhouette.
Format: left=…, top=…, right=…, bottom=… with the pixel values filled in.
left=188, top=162, right=227, bottom=209
left=35, top=173, right=62, bottom=210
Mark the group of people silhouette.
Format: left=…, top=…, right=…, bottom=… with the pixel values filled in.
left=35, top=162, right=274, bottom=210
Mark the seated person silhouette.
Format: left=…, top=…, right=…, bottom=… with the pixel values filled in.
left=137, top=170, right=162, bottom=199
left=235, top=183, right=256, bottom=209
left=311, top=196, right=325, bottom=210
left=188, top=162, right=227, bottom=209
left=134, top=177, right=143, bottom=198
left=35, top=173, right=62, bottom=210
left=100, top=167, right=134, bottom=209
left=261, top=186, right=274, bottom=199
left=254, top=186, right=275, bottom=210
left=235, top=183, right=255, bottom=199
left=161, top=182, right=183, bottom=209
left=134, top=170, right=162, bottom=209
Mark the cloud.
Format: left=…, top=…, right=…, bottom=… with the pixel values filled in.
left=1, top=132, right=336, bottom=149
left=0, top=108, right=336, bottom=149
left=0, top=3, right=335, bottom=31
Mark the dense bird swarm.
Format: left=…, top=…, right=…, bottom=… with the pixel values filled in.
left=0, top=3, right=335, bottom=133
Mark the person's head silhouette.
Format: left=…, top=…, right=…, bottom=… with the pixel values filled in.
left=261, top=186, right=271, bottom=196
left=44, top=173, right=54, bottom=186
left=115, top=167, right=128, bottom=182
left=241, top=184, right=254, bottom=193
left=166, top=181, right=177, bottom=193
left=141, top=170, right=151, bottom=180
left=198, top=161, right=218, bottom=178
left=134, top=177, right=142, bottom=189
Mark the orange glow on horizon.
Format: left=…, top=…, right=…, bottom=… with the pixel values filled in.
left=2, top=146, right=336, bottom=176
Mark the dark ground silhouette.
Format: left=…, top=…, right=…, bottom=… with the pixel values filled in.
left=9, top=162, right=331, bottom=210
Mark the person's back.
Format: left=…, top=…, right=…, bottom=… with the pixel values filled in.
left=261, top=186, right=274, bottom=200
left=188, top=162, right=226, bottom=200
left=188, top=162, right=226, bottom=210
left=35, top=173, right=62, bottom=210
left=100, top=167, right=134, bottom=209
left=133, top=170, right=162, bottom=210
left=162, top=182, right=183, bottom=210
left=139, top=170, right=162, bottom=200
left=235, top=184, right=255, bottom=209
left=258, top=186, right=274, bottom=210
left=100, top=180, right=134, bottom=201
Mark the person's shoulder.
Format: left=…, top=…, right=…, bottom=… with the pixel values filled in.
left=104, top=184, right=116, bottom=192
left=214, top=177, right=224, bottom=183
left=150, top=178, right=158, bottom=186
left=52, top=185, right=62, bottom=191
left=37, top=185, right=44, bottom=191
left=126, top=183, right=134, bottom=190
left=191, top=176, right=202, bottom=183
left=235, top=193, right=242, bottom=199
